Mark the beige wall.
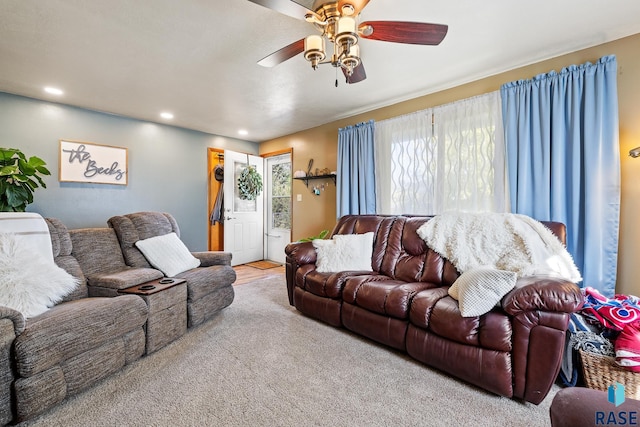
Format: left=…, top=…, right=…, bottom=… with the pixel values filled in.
left=260, top=33, right=640, bottom=296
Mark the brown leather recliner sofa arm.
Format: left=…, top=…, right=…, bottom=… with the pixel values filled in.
left=285, top=241, right=317, bottom=305
left=501, top=276, right=584, bottom=404
left=502, top=276, right=584, bottom=316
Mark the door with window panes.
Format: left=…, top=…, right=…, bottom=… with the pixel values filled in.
left=264, top=153, right=291, bottom=263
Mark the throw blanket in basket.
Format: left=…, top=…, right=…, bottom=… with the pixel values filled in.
left=416, top=212, right=582, bottom=282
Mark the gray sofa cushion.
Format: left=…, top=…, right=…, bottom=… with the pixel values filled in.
left=14, top=295, right=147, bottom=377
left=108, top=212, right=180, bottom=268
left=69, top=228, right=129, bottom=275
left=176, top=265, right=236, bottom=301
left=45, top=218, right=87, bottom=302
left=69, top=227, right=163, bottom=292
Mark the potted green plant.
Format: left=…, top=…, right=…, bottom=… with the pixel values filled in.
left=0, top=147, right=51, bottom=212
left=298, top=229, right=329, bottom=242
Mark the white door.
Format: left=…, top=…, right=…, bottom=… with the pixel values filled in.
left=223, top=150, right=264, bottom=266
left=264, top=154, right=292, bottom=264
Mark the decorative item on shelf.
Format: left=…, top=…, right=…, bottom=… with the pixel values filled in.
left=0, top=147, right=51, bottom=212
left=293, top=162, right=337, bottom=190
left=237, top=157, right=263, bottom=201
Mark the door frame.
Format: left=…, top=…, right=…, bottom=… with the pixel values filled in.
left=262, top=149, right=293, bottom=263
left=207, top=147, right=293, bottom=260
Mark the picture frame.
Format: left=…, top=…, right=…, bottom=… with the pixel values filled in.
left=59, top=140, right=128, bottom=185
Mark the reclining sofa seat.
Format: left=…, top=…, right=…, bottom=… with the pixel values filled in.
left=107, top=211, right=236, bottom=328
left=285, top=215, right=583, bottom=405
left=0, top=218, right=148, bottom=424
left=68, top=227, right=163, bottom=297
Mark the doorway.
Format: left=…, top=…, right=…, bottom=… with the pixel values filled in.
left=264, top=153, right=292, bottom=264
left=207, top=148, right=292, bottom=266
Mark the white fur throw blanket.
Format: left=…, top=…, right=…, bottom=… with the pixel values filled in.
left=416, top=212, right=582, bottom=282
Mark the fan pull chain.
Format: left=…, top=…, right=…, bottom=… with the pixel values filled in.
left=335, top=66, right=339, bottom=87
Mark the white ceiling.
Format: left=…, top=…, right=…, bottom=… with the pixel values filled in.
left=1, top=0, right=640, bottom=142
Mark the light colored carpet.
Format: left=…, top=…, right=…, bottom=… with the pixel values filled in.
left=19, top=274, right=558, bottom=426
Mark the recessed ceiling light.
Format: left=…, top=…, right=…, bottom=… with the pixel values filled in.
left=44, top=86, right=63, bottom=95
left=160, top=112, right=174, bottom=120
left=238, top=129, right=248, bottom=136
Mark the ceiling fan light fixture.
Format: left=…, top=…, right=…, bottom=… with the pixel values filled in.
left=304, top=35, right=326, bottom=69
left=252, top=0, right=449, bottom=86
left=341, top=4, right=355, bottom=16
left=341, top=44, right=360, bottom=76
left=335, top=16, right=358, bottom=47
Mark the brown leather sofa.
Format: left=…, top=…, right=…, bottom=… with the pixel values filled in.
left=285, top=215, right=584, bottom=404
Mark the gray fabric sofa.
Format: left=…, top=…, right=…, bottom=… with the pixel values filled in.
left=0, top=213, right=236, bottom=425
left=108, top=211, right=236, bottom=328
left=0, top=218, right=148, bottom=424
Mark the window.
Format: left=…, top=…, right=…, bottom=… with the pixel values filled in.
left=375, top=91, right=506, bottom=215
left=270, top=162, right=291, bottom=230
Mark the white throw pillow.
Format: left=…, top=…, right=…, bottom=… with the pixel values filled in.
left=0, top=232, right=80, bottom=318
left=448, top=267, right=517, bottom=317
left=135, top=232, right=200, bottom=277
left=313, top=232, right=374, bottom=273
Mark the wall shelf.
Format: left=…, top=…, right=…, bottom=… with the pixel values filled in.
left=293, top=174, right=336, bottom=188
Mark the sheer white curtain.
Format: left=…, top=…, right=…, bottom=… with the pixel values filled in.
left=375, top=91, right=507, bottom=215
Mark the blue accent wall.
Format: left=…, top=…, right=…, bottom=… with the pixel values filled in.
left=0, top=92, right=258, bottom=251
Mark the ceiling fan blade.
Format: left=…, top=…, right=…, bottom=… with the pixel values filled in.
left=338, top=0, right=371, bottom=15
left=247, top=0, right=312, bottom=20
left=343, top=62, right=367, bottom=84
left=258, top=39, right=305, bottom=67
left=359, top=21, right=448, bottom=45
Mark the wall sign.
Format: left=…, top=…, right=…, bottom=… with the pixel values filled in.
left=59, top=140, right=128, bottom=185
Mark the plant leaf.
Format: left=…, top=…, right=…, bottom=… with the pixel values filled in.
left=0, top=165, right=19, bottom=176
left=18, top=158, right=36, bottom=175
left=35, top=165, right=51, bottom=176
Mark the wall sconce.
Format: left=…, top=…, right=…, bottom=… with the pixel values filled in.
left=630, top=147, right=640, bottom=158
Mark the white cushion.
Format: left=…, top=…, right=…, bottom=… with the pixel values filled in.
left=135, top=232, right=201, bottom=277
left=448, top=267, right=517, bottom=317
left=0, top=232, right=80, bottom=318
left=313, top=232, right=374, bottom=273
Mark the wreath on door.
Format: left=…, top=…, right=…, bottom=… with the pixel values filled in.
left=238, top=165, right=263, bottom=200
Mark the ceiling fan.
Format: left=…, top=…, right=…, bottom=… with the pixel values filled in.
left=248, top=0, right=448, bottom=85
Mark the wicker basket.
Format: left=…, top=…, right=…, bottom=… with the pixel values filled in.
left=579, top=349, right=640, bottom=399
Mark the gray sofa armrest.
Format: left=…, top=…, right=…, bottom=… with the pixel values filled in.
left=87, top=268, right=164, bottom=295
left=0, top=306, right=26, bottom=336
left=1, top=307, right=25, bottom=425
left=192, top=251, right=232, bottom=267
